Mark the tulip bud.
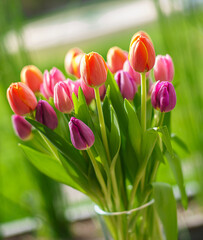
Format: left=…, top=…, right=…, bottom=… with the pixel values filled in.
left=20, top=65, right=43, bottom=92
left=69, top=117, right=95, bottom=150
left=43, top=67, right=65, bottom=98
left=154, top=54, right=174, bottom=82
left=35, top=100, right=58, bottom=130
left=65, top=48, right=83, bottom=77
left=123, top=60, right=141, bottom=85
left=115, top=71, right=137, bottom=100
left=40, top=83, right=49, bottom=99
left=151, top=81, right=176, bottom=112
left=107, top=47, right=128, bottom=74
left=7, top=82, right=37, bottom=116
left=54, top=81, right=73, bottom=113
left=12, top=115, right=32, bottom=140
left=65, top=79, right=80, bottom=98
left=80, top=52, right=107, bottom=87
left=129, top=32, right=155, bottom=73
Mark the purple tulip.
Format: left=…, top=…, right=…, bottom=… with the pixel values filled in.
left=115, top=70, right=137, bottom=100
left=35, top=100, right=58, bottom=130
left=43, top=67, right=65, bottom=98
left=12, top=115, right=32, bottom=140
left=69, top=117, right=95, bottom=150
left=54, top=81, right=73, bottom=113
left=151, top=81, right=176, bottom=112
left=154, top=54, right=174, bottom=82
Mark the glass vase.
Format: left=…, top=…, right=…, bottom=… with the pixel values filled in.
left=95, top=199, right=165, bottom=240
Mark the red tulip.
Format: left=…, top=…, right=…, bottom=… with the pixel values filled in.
left=21, top=65, right=43, bottom=92
left=129, top=32, right=155, bottom=73
left=107, top=46, right=128, bottom=74
left=80, top=52, right=107, bottom=87
left=7, top=82, right=37, bottom=116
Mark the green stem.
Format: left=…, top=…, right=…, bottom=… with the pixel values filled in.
left=87, top=148, right=110, bottom=210
left=158, top=112, right=165, bottom=127
left=141, top=72, right=146, bottom=132
left=94, top=87, right=111, bottom=164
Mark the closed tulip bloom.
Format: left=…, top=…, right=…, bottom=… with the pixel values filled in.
left=123, top=60, right=141, bottom=85
left=154, top=54, right=174, bottom=82
left=69, top=117, right=95, bottom=150
left=151, top=81, right=176, bottom=112
left=21, top=65, right=43, bottom=92
left=80, top=52, right=107, bottom=87
left=65, top=48, right=83, bottom=76
left=115, top=71, right=137, bottom=100
left=35, top=100, right=58, bottom=130
left=40, top=83, right=49, bottom=99
left=43, top=67, right=65, bottom=98
left=107, top=47, right=128, bottom=74
left=129, top=32, right=155, bottom=73
left=7, top=82, right=37, bottom=116
left=12, top=115, right=32, bottom=140
left=54, top=81, right=73, bottom=113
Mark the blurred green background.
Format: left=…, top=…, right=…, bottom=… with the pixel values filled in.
left=0, top=0, right=203, bottom=239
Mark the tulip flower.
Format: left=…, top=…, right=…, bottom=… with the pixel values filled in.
left=54, top=81, right=73, bottom=113
left=12, top=115, right=32, bottom=140
left=20, top=65, right=43, bottom=92
left=43, top=67, right=65, bottom=98
left=154, top=54, right=174, bottom=82
left=7, top=82, right=37, bottom=116
left=80, top=52, right=107, bottom=87
left=129, top=32, right=155, bottom=73
left=66, top=79, right=81, bottom=98
left=40, top=83, right=49, bottom=99
left=115, top=71, right=137, bottom=100
left=107, top=47, right=128, bottom=74
left=35, top=100, right=58, bottom=130
left=69, top=117, right=95, bottom=150
left=151, top=81, right=176, bottom=112
left=123, top=60, right=141, bottom=85
left=65, top=48, right=83, bottom=77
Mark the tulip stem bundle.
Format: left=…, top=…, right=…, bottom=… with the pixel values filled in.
left=141, top=72, right=146, bottom=132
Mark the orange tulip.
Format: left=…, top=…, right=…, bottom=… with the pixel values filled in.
left=64, top=47, right=83, bottom=77
left=80, top=52, right=107, bottom=87
left=129, top=32, right=155, bottom=73
left=21, top=65, right=43, bottom=92
left=107, top=46, right=128, bottom=74
left=7, top=82, right=37, bottom=116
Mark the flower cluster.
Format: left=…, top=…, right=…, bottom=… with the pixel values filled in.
left=6, top=30, right=184, bottom=240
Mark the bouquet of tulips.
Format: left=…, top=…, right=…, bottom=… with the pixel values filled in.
left=7, top=31, right=187, bottom=240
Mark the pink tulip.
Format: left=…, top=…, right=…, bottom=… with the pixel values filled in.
left=43, top=67, right=65, bottom=98
left=54, top=81, right=73, bottom=113
left=154, top=54, right=174, bottom=82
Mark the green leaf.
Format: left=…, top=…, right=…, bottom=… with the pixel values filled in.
left=25, top=118, right=88, bottom=181
left=171, top=134, right=190, bottom=153
left=109, top=105, right=121, bottom=163
left=102, top=89, right=111, bottom=132
left=124, top=99, right=141, bottom=156
left=141, top=129, right=158, bottom=163
left=156, top=126, right=173, bottom=156
left=105, top=70, right=128, bottom=134
left=19, top=144, right=83, bottom=192
left=165, top=152, right=188, bottom=209
left=153, top=182, right=178, bottom=240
